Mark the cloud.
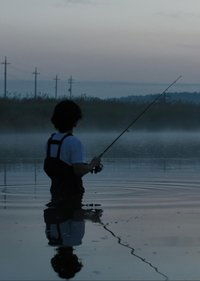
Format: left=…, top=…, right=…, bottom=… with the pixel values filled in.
left=56, top=0, right=93, bottom=5
left=178, top=43, right=200, bottom=49
left=55, top=0, right=114, bottom=7
left=155, top=11, right=200, bottom=20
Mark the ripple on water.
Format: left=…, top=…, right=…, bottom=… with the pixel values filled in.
left=1, top=175, right=200, bottom=209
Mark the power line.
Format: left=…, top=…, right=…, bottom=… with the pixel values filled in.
left=10, top=65, right=53, bottom=80
left=8, top=73, right=22, bottom=80
left=1, top=56, right=10, bottom=98
left=10, top=64, right=30, bottom=75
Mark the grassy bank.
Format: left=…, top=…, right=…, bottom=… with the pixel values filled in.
left=1, top=96, right=200, bottom=132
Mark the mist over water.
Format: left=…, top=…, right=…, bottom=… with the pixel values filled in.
left=1, top=131, right=200, bottom=160
left=1, top=131, right=200, bottom=210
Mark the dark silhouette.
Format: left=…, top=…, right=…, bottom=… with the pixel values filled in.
left=44, top=100, right=102, bottom=208
left=44, top=195, right=103, bottom=279
left=51, top=247, right=82, bottom=279
left=51, top=100, right=82, bottom=133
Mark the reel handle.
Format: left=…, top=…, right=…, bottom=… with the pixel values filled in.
left=91, top=163, right=103, bottom=174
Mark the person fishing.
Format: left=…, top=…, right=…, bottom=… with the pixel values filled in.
left=44, top=77, right=180, bottom=208
left=44, top=99, right=102, bottom=207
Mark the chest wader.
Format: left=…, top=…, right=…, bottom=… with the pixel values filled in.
left=44, top=133, right=84, bottom=207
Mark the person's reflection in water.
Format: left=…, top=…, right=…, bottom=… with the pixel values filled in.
left=44, top=197, right=103, bottom=279
left=51, top=247, right=82, bottom=279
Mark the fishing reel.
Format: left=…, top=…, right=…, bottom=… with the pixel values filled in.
left=91, top=163, right=103, bottom=174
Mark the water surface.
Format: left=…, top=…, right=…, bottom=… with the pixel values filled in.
left=1, top=132, right=200, bottom=280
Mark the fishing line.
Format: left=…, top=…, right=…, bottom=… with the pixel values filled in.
left=98, top=76, right=182, bottom=158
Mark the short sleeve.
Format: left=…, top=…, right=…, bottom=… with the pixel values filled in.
left=69, top=138, right=84, bottom=164
left=60, top=135, right=85, bottom=165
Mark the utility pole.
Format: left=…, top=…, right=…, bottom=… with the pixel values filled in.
left=68, top=75, right=74, bottom=99
left=32, top=67, right=40, bottom=99
left=1, top=56, right=10, bottom=98
left=53, top=75, right=60, bottom=99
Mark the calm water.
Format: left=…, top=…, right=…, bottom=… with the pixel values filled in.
left=1, top=132, right=200, bottom=280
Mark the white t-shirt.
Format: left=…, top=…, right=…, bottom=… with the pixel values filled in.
left=48, top=133, right=84, bottom=165
left=48, top=219, right=85, bottom=247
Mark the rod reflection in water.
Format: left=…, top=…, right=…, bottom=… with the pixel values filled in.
left=44, top=193, right=168, bottom=280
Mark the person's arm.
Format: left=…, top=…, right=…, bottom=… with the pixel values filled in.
left=73, top=157, right=101, bottom=177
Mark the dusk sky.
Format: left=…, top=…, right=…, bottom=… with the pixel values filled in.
left=1, top=0, right=200, bottom=82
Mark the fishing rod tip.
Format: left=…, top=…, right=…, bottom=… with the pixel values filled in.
left=174, top=75, right=182, bottom=83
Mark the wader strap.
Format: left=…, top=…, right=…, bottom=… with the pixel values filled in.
left=56, top=133, right=72, bottom=159
left=46, top=133, right=56, bottom=158
left=56, top=223, right=62, bottom=242
left=47, top=133, right=72, bottom=159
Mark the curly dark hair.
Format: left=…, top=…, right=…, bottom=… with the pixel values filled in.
left=51, top=100, right=82, bottom=132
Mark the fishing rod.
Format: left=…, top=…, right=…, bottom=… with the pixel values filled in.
left=98, top=75, right=182, bottom=159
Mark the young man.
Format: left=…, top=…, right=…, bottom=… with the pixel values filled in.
left=44, top=100, right=102, bottom=207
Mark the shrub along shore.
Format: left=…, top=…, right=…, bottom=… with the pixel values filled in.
left=1, top=96, right=200, bottom=132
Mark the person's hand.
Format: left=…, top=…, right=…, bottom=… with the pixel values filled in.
left=90, top=157, right=103, bottom=173
left=94, top=163, right=103, bottom=173
left=90, top=157, right=101, bottom=169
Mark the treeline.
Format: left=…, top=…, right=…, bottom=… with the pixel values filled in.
left=1, top=96, right=200, bottom=131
